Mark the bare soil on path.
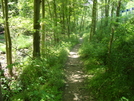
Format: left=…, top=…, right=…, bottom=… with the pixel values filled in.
left=63, top=39, right=93, bottom=101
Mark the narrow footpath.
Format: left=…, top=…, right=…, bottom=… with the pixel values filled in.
left=63, top=38, right=91, bottom=101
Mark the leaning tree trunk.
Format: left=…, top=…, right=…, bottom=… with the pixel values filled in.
left=33, top=0, right=41, bottom=58
left=2, top=0, right=13, bottom=76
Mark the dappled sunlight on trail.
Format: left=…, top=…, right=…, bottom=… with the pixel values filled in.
left=68, top=52, right=80, bottom=58
left=63, top=39, right=91, bottom=101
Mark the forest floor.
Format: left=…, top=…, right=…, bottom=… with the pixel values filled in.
left=63, top=38, right=94, bottom=101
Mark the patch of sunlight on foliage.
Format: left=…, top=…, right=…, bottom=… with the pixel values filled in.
left=11, top=58, right=63, bottom=101
left=120, top=97, right=129, bottom=101
left=18, top=0, right=33, bottom=17
left=63, top=33, right=79, bottom=45
left=88, top=65, right=105, bottom=76
left=82, top=32, right=89, bottom=40
left=46, top=41, right=71, bottom=66
left=10, top=38, right=76, bottom=101
left=0, top=18, right=4, bottom=23
left=8, top=33, right=78, bottom=101
left=0, top=43, right=5, bottom=52
left=9, top=17, right=33, bottom=36
left=9, top=17, right=32, bottom=29
left=13, top=35, right=32, bottom=49
left=126, top=1, right=134, bottom=9
left=79, top=40, right=107, bottom=65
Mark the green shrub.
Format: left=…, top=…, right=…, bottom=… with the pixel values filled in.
left=9, top=35, right=78, bottom=101
left=80, top=17, right=134, bottom=101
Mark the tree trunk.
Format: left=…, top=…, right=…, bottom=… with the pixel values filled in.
left=90, top=0, right=97, bottom=40
left=67, top=0, right=72, bottom=38
left=116, top=0, right=122, bottom=23
left=33, top=0, right=41, bottom=58
left=41, top=0, right=46, bottom=55
left=61, top=1, right=65, bottom=35
left=53, top=0, right=58, bottom=42
left=2, top=0, right=13, bottom=76
left=105, top=0, right=110, bottom=26
left=107, top=27, right=114, bottom=71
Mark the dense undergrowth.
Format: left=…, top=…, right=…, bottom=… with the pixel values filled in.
left=2, top=35, right=78, bottom=101
left=79, top=16, right=134, bottom=101
left=0, top=16, right=79, bottom=100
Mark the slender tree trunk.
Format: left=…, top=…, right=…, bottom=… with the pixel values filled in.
left=110, top=2, right=115, bottom=27
left=41, top=0, right=45, bottom=55
left=111, top=2, right=114, bottom=18
left=105, top=0, right=110, bottom=26
left=0, top=1, right=4, bottom=99
left=80, top=12, right=85, bottom=32
left=61, top=1, right=65, bottom=35
left=107, top=27, right=114, bottom=71
left=2, top=0, right=13, bottom=76
left=116, top=0, right=122, bottom=23
left=99, top=6, right=104, bottom=40
left=90, top=0, right=97, bottom=40
left=53, top=0, right=58, bottom=42
left=67, top=0, right=71, bottom=38
left=1, top=0, right=5, bottom=17
left=33, top=0, right=41, bottom=58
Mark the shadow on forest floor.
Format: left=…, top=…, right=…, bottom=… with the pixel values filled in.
left=63, top=38, right=95, bottom=101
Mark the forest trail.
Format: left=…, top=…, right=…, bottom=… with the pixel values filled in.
left=63, top=38, right=92, bottom=101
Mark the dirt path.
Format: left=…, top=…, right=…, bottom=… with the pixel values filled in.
left=63, top=38, right=91, bottom=101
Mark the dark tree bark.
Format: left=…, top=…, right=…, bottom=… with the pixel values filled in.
left=90, top=0, right=97, bottom=40
left=41, top=0, right=45, bottom=55
left=61, top=1, right=65, bottom=35
left=105, top=0, right=110, bottom=26
left=116, top=0, right=122, bottom=22
left=33, top=0, right=41, bottom=58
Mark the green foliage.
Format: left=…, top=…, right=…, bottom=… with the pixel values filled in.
left=79, top=37, right=107, bottom=65
left=8, top=2, right=19, bottom=16
left=0, top=18, right=4, bottom=23
left=5, top=37, right=77, bottom=101
left=8, top=17, right=33, bottom=50
left=0, top=0, right=91, bottom=100
left=16, top=58, right=62, bottom=101
left=0, top=43, right=5, bottom=52
left=13, top=34, right=32, bottom=49
left=80, top=17, right=134, bottom=101
left=17, top=0, right=33, bottom=17
left=9, top=17, right=33, bottom=36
